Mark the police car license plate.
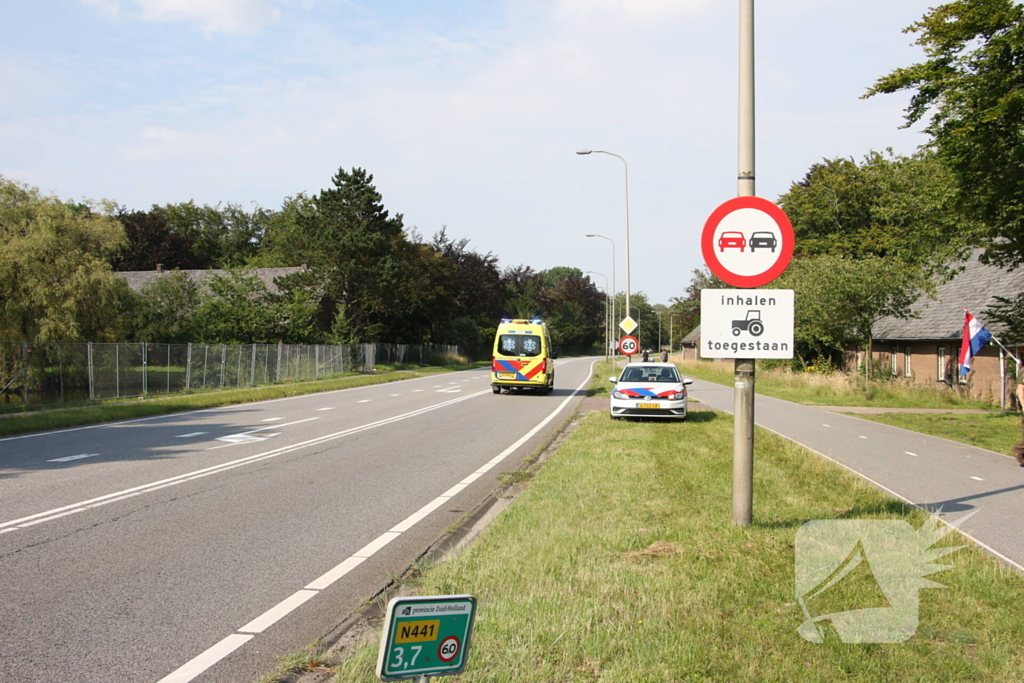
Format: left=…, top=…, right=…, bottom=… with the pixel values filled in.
left=638, top=403, right=659, bottom=409
left=497, top=372, right=516, bottom=380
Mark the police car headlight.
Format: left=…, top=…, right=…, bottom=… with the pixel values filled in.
left=669, top=392, right=686, bottom=400
left=612, top=390, right=628, bottom=399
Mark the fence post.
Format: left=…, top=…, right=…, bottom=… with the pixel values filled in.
left=220, top=345, right=226, bottom=388
left=315, top=345, right=320, bottom=380
left=116, top=344, right=120, bottom=398
left=250, top=344, right=257, bottom=386
left=22, top=342, right=28, bottom=406
left=276, top=342, right=282, bottom=383
left=88, top=342, right=95, bottom=401
left=142, top=343, right=148, bottom=397
left=186, top=343, right=192, bottom=392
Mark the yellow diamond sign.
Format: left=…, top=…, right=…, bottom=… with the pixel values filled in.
left=619, top=316, right=638, bottom=335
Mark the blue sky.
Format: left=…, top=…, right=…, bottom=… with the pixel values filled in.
left=3, top=0, right=936, bottom=306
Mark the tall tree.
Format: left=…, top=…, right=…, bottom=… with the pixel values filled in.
left=866, top=0, right=1024, bottom=269
left=0, top=177, right=130, bottom=342
left=111, top=206, right=203, bottom=271
left=669, top=267, right=726, bottom=343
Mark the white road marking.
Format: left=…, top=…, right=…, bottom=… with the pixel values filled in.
left=316, top=407, right=335, bottom=411
left=156, top=634, right=254, bottom=683
left=260, top=418, right=283, bottom=422
left=822, top=424, right=830, bottom=428
left=1, top=395, right=485, bottom=533
left=357, top=399, right=372, bottom=403
left=47, top=454, right=99, bottom=463
left=150, top=359, right=594, bottom=683
left=176, top=432, right=208, bottom=438
left=216, top=433, right=279, bottom=444
left=859, top=435, right=867, bottom=439
left=390, top=394, right=401, bottom=397
left=905, top=451, right=918, bottom=457
left=971, top=476, right=985, bottom=481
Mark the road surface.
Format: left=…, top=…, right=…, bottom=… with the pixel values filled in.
left=0, top=359, right=596, bottom=682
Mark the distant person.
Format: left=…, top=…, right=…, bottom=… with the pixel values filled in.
left=642, top=349, right=650, bottom=362
left=660, top=350, right=668, bottom=362
left=1014, top=364, right=1024, bottom=466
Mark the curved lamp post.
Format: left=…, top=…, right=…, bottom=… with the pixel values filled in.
left=586, top=271, right=610, bottom=359
left=577, top=150, right=631, bottom=325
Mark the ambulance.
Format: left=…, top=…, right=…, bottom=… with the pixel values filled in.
left=491, top=318, right=555, bottom=394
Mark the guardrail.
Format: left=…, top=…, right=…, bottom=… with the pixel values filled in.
left=0, top=342, right=460, bottom=409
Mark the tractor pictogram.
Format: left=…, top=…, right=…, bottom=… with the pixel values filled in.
left=732, top=310, right=764, bottom=337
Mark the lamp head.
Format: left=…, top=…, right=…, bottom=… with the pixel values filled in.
left=585, top=233, right=596, bottom=237
left=576, top=149, right=592, bottom=155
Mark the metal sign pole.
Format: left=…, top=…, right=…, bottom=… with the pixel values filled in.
left=734, top=0, right=756, bottom=527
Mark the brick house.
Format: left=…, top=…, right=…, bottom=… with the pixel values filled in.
left=846, top=253, right=1024, bottom=406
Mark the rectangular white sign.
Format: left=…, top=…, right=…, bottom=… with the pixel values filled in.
left=700, top=289, right=794, bottom=359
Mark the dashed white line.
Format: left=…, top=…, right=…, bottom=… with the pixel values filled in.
left=858, top=435, right=867, bottom=439
left=357, top=400, right=372, bottom=403
left=176, top=432, right=208, bottom=438
left=390, top=394, right=401, bottom=397
left=905, top=451, right=918, bottom=457
left=971, top=476, right=985, bottom=481
left=260, top=418, right=283, bottom=422
left=822, top=424, right=830, bottom=428
left=47, top=454, right=99, bottom=463
left=151, top=360, right=595, bottom=683
left=316, top=407, right=335, bottom=411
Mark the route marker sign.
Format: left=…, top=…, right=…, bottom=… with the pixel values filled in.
left=618, top=335, right=639, bottom=357
left=699, top=289, right=794, bottom=359
left=377, top=595, right=476, bottom=681
left=701, top=196, right=794, bottom=288
left=619, top=316, right=638, bottom=335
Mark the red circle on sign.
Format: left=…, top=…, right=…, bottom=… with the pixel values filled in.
left=618, top=335, right=639, bottom=356
left=701, top=196, right=794, bottom=288
left=438, top=636, right=460, bottom=662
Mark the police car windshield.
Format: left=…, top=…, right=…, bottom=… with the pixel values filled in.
left=498, top=334, right=542, bottom=357
left=620, top=366, right=679, bottom=383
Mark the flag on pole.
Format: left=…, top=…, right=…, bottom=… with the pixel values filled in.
left=959, top=310, right=993, bottom=376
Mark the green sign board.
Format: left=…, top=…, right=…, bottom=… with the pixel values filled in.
left=376, top=595, right=476, bottom=681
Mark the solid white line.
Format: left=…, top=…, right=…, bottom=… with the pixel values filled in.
left=47, top=454, right=99, bottom=463
left=442, top=483, right=468, bottom=498
left=155, top=634, right=254, bottom=683
left=305, top=557, right=365, bottom=591
left=152, top=359, right=594, bottom=683
left=353, top=531, right=400, bottom=558
left=0, top=391, right=489, bottom=532
left=237, top=590, right=318, bottom=634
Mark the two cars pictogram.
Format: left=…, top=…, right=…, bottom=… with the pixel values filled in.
left=717, top=231, right=777, bottom=253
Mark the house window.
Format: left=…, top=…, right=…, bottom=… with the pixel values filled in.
left=891, top=345, right=898, bottom=375
left=904, top=346, right=912, bottom=377
left=937, top=346, right=946, bottom=383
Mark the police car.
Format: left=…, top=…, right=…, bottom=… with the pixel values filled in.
left=609, top=362, right=692, bottom=420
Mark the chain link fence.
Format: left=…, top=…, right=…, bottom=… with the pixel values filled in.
left=0, top=342, right=461, bottom=410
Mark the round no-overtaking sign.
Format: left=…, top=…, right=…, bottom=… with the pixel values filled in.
left=701, top=196, right=794, bottom=288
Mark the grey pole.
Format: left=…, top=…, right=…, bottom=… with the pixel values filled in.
left=734, top=0, right=756, bottom=527
left=579, top=151, right=631, bottom=322
left=586, top=233, right=617, bottom=358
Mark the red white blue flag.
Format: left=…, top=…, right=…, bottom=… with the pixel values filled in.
left=959, top=310, right=993, bottom=376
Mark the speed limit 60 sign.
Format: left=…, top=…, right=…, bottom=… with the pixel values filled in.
left=618, top=335, right=639, bottom=356
left=377, top=595, right=476, bottom=681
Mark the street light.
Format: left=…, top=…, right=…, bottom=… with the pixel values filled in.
left=670, top=313, right=676, bottom=359
left=586, top=271, right=610, bottom=360
left=578, top=149, right=631, bottom=324
left=585, top=233, right=616, bottom=340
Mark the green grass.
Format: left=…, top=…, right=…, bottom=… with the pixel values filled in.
left=675, top=357, right=996, bottom=410
left=0, top=361, right=488, bottom=438
left=326, top=362, right=1024, bottom=682
left=849, top=412, right=1022, bottom=456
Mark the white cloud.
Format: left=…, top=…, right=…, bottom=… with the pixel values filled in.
left=79, top=0, right=282, bottom=34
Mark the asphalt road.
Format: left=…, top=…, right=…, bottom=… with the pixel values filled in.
left=0, top=359, right=597, bottom=682
left=686, top=375, right=1024, bottom=571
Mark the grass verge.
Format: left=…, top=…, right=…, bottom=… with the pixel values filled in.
left=849, top=411, right=1022, bottom=456
left=0, top=362, right=488, bottom=438
left=328, top=362, right=1024, bottom=682
left=675, top=357, right=997, bottom=410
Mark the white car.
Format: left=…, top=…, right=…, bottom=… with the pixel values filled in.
left=609, top=362, right=692, bottom=420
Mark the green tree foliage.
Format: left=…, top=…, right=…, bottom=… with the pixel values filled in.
left=0, top=176, right=130, bottom=342
left=544, top=268, right=605, bottom=351
left=128, top=271, right=202, bottom=343
left=773, top=255, right=930, bottom=366
left=189, top=271, right=318, bottom=344
left=866, top=0, right=1024, bottom=269
left=778, top=150, right=971, bottom=273
left=669, top=267, right=726, bottom=344
left=112, top=206, right=202, bottom=271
